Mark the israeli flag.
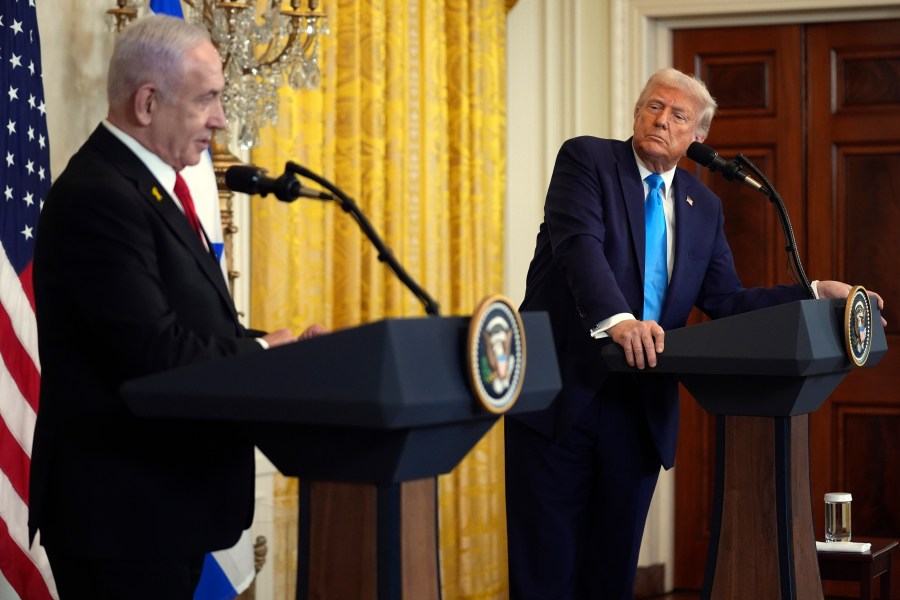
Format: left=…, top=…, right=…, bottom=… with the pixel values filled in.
left=180, top=151, right=228, bottom=281
left=149, top=3, right=253, bottom=599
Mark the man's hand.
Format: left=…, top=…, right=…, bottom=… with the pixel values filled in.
left=817, top=280, right=887, bottom=327
left=299, top=323, right=328, bottom=340
left=259, top=323, right=329, bottom=349
left=608, top=319, right=665, bottom=369
left=260, top=328, right=297, bottom=348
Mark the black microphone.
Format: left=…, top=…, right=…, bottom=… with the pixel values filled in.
left=224, top=165, right=332, bottom=201
left=686, top=142, right=768, bottom=196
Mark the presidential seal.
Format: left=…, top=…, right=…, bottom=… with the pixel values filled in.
left=844, top=285, right=873, bottom=367
left=467, top=295, right=526, bottom=414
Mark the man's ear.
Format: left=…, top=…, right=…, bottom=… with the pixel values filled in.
left=133, top=84, right=157, bottom=127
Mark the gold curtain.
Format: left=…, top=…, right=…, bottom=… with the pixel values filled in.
left=249, top=1, right=509, bottom=597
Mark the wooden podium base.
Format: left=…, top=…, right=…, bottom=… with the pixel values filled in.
left=297, top=479, right=440, bottom=600
left=704, top=414, right=823, bottom=600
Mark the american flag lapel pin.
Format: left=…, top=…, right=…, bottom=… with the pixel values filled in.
left=686, top=196, right=694, bottom=206
left=151, top=186, right=163, bottom=201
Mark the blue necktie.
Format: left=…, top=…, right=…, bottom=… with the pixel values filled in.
left=643, top=173, right=667, bottom=322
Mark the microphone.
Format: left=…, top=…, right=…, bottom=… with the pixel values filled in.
left=224, top=165, right=333, bottom=201
left=686, top=142, right=768, bottom=196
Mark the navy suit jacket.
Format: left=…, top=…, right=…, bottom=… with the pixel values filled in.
left=515, top=136, right=805, bottom=468
left=29, top=125, right=264, bottom=558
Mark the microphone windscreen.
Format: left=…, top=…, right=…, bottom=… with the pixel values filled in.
left=224, top=165, right=261, bottom=194
left=686, top=141, right=717, bottom=167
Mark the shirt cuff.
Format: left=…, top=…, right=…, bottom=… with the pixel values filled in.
left=810, top=280, right=820, bottom=299
left=255, top=337, right=270, bottom=350
left=590, top=313, right=635, bottom=339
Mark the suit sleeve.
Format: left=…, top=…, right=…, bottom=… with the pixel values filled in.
left=543, top=138, right=634, bottom=330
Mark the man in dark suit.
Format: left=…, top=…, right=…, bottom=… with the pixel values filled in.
left=504, top=67, right=884, bottom=599
left=28, top=15, right=317, bottom=599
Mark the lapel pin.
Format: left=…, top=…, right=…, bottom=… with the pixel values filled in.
left=686, top=196, right=694, bottom=206
left=151, top=186, right=163, bottom=202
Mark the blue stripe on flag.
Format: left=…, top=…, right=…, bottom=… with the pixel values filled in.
left=195, top=529, right=255, bottom=600
left=211, top=242, right=225, bottom=263
left=195, top=554, right=237, bottom=600
left=149, top=0, right=185, bottom=18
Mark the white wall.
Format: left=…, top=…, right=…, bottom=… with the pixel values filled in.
left=38, top=0, right=112, bottom=179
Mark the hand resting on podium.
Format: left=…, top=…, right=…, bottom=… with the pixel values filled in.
left=608, top=279, right=885, bottom=371
left=261, top=323, right=329, bottom=348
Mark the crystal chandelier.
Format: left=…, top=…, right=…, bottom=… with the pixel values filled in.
left=107, top=0, right=329, bottom=149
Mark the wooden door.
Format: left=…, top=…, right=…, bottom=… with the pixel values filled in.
left=673, top=20, right=900, bottom=597
left=805, top=20, right=900, bottom=599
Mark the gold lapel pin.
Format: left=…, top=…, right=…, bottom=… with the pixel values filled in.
left=151, top=186, right=163, bottom=202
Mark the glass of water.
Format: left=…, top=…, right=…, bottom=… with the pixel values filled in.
left=825, top=492, right=852, bottom=542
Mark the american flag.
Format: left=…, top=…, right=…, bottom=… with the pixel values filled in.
left=0, top=1, right=56, bottom=598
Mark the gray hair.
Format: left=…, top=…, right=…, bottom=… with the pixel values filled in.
left=107, top=14, right=212, bottom=108
left=635, top=68, right=718, bottom=136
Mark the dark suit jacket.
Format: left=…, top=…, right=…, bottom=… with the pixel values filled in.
left=29, top=125, right=264, bottom=558
left=514, top=136, right=806, bottom=468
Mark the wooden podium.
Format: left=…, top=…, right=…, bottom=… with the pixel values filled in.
left=603, top=298, right=887, bottom=600
left=122, top=313, right=561, bottom=600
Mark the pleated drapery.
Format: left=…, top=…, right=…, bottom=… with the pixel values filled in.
left=249, top=1, right=510, bottom=597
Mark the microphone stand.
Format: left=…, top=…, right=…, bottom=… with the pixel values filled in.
left=733, top=154, right=816, bottom=300
left=284, top=162, right=442, bottom=317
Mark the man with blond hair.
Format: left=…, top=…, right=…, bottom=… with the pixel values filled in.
left=505, top=67, right=884, bottom=599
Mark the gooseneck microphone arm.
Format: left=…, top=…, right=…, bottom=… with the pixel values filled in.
left=731, top=154, right=815, bottom=299
left=686, top=141, right=771, bottom=197
left=687, top=142, right=814, bottom=299
left=285, top=161, right=442, bottom=317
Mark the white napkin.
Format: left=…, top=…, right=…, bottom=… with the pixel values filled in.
left=816, top=541, right=871, bottom=553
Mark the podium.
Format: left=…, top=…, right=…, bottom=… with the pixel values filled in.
left=603, top=298, right=887, bottom=600
left=122, top=313, right=561, bottom=600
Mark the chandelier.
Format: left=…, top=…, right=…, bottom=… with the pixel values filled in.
left=107, top=0, right=329, bottom=149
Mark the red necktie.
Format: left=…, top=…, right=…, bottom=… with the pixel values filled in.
left=173, top=173, right=205, bottom=242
